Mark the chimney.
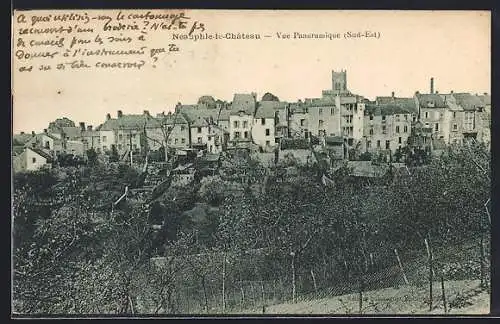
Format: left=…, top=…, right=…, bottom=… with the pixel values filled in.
left=87, top=125, right=93, bottom=131
left=20, top=131, right=25, bottom=135
left=117, top=110, right=123, bottom=118
left=31, top=131, right=35, bottom=136
left=435, top=90, right=439, bottom=94
left=430, top=77, right=434, bottom=94
left=391, top=91, right=395, bottom=98
left=484, top=92, right=488, bottom=96
left=79, top=122, right=85, bottom=131
left=43, top=129, right=47, bottom=133
left=143, top=110, right=150, bottom=116
left=106, top=113, right=111, bottom=120
left=451, top=90, right=454, bottom=94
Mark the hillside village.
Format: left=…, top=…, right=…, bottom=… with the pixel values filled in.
left=12, top=69, right=491, bottom=315
left=12, top=70, right=491, bottom=179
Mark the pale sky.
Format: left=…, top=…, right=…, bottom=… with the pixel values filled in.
left=12, top=10, right=490, bottom=133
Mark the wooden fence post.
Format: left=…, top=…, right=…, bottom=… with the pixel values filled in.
left=480, top=234, right=485, bottom=288
left=311, top=269, right=318, bottom=295
left=291, top=252, right=296, bottom=303
left=394, top=249, right=409, bottom=285
left=424, top=238, right=433, bottom=311
left=358, top=273, right=363, bottom=314
left=440, top=276, right=447, bottom=314
left=222, top=252, right=226, bottom=313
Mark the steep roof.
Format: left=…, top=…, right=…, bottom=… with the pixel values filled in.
left=180, top=105, right=223, bottom=124
left=28, top=147, right=53, bottom=161
left=452, top=93, right=485, bottom=111
left=232, top=93, right=256, bottom=114
left=98, top=114, right=163, bottom=131
left=416, top=93, right=447, bottom=108
left=477, top=94, right=491, bottom=106
left=13, top=133, right=35, bottom=146
left=60, top=126, right=82, bottom=139
left=255, top=101, right=285, bottom=119
left=190, top=117, right=211, bottom=128
left=365, top=104, right=414, bottom=116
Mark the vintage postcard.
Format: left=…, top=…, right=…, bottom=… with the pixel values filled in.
left=11, top=9, right=491, bottom=316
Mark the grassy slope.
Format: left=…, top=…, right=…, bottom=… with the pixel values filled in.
left=234, top=279, right=489, bottom=315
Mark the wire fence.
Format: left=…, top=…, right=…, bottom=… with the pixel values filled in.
left=138, top=233, right=490, bottom=315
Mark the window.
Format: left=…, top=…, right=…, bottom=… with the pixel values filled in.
left=331, top=108, right=334, bottom=115
left=398, top=137, right=402, bottom=144
left=174, top=138, right=178, bottom=144
left=319, top=120, right=324, bottom=128
left=244, top=131, right=249, bottom=139
left=369, top=128, right=374, bottom=135
left=102, top=136, right=107, bottom=143
left=425, top=112, right=429, bottom=119
left=435, top=123, right=439, bottom=132
left=261, top=118, right=265, bottom=125
left=243, top=121, right=248, bottom=128
left=234, top=132, right=241, bottom=138
left=385, top=140, right=390, bottom=149
left=319, top=108, right=323, bottom=115
left=300, top=119, right=305, bottom=126
left=396, top=126, right=400, bottom=133
left=45, top=141, right=50, bottom=149
left=233, top=121, right=239, bottom=128
left=377, top=140, right=381, bottom=148
left=367, top=141, right=371, bottom=149
left=405, top=115, right=408, bottom=120
left=133, top=144, right=138, bottom=150
left=266, top=140, right=270, bottom=146
left=265, top=129, right=270, bottom=136
left=382, top=115, right=386, bottom=121
left=453, top=112, right=456, bottom=119
left=103, top=145, right=107, bottom=151
left=180, top=125, right=186, bottom=131
left=382, top=126, right=386, bottom=134
left=197, top=127, right=202, bottom=133
left=197, top=137, right=202, bottom=144
left=453, top=124, right=458, bottom=131
left=32, top=157, right=36, bottom=163
left=181, top=138, right=186, bottom=144
left=118, top=144, right=122, bottom=150
left=370, top=115, right=373, bottom=121
left=404, top=125, right=408, bottom=133
left=119, top=134, right=123, bottom=141
left=425, top=122, right=429, bottom=127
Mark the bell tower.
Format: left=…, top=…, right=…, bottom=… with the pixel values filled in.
left=332, top=69, right=348, bottom=95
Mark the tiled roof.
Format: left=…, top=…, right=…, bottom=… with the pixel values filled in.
left=255, top=101, right=285, bottom=119
left=477, top=94, right=491, bottom=106
left=161, top=113, right=189, bottom=125
left=98, top=114, right=163, bottom=131
left=180, top=105, right=223, bottom=124
left=232, top=93, right=256, bottom=114
left=29, top=147, right=53, bottom=161
left=304, top=97, right=336, bottom=107
left=190, top=117, right=210, bottom=128
left=365, top=104, right=414, bottom=116
left=416, top=93, right=447, bottom=108
left=13, top=133, right=34, bottom=146
left=452, top=93, right=485, bottom=111
left=61, top=126, right=82, bottom=138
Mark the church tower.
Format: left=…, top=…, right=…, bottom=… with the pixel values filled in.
left=332, top=69, right=348, bottom=95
